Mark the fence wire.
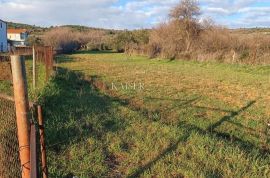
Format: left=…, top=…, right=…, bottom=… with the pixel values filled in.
left=0, top=61, right=11, bottom=81
left=0, top=98, right=21, bottom=178
left=0, top=46, right=54, bottom=177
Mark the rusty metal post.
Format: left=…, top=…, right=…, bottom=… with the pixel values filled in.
left=10, top=55, right=31, bottom=178
left=37, top=105, right=48, bottom=178
left=50, top=46, right=54, bottom=73
left=32, top=46, right=36, bottom=90
left=30, top=124, right=38, bottom=178
left=44, top=47, right=49, bottom=82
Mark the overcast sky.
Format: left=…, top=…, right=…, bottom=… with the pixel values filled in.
left=0, top=0, right=270, bottom=29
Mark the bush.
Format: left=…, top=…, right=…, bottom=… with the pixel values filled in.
left=84, top=30, right=109, bottom=51
left=112, top=30, right=150, bottom=53
left=143, top=0, right=270, bottom=64
left=148, top=21, right=188, bottom=59
left=43, top=28, right=80, bottom=53
left=26, top=35, right=43, bottom=46
left=43, top=28, right=113, bottom=53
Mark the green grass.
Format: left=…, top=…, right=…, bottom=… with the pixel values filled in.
left=0, top=58, right=47, bottom=100
left=39, top=51, right=270, bottom=177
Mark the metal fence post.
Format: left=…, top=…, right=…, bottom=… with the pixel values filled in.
left=44, top=47, right=49, bottom=82
left=38, top=105, right=48, bottom=178
left=30, top=123, right=38, bottom=178
left=10, top=55, right=31, bottom=178
left=32, top=46, right=36, bottom=90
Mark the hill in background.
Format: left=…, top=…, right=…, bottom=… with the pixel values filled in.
left=6, top=21, right=119, bottom=35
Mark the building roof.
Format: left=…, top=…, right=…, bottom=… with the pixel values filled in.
left=7, top=29, right=28, bottom=34
left=0, top=19, right=6, bottom=23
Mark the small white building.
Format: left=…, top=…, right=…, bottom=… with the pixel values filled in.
left=7, top=29, right=28, bottom=47
left=0, top=19, right=8, bottom=52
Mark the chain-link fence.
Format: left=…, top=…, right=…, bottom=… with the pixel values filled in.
left=34, top=46, right=54, bottom=82
left=0, top=46, right=53, bottom=178
left=0, top=59, right=11, bottom=81
left=0, top=98, right=21, bottom=178
left=0, top=46, right=54, bottom=95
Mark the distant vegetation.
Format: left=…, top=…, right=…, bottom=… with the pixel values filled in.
left=150, top=0, right=270, bottom=64
left=7, top=21, right=47, bottom=34
left=8, top=0, right=270, bottom=64
left=140, top=0, right=270, bottom=64
left=42, top=27, right=149, bottom=54
left=43, top=27, right=115, bottom=53
left=40, top=0, right=270, bottom=64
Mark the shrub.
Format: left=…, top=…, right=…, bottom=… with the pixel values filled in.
left=112, top=30, right=150, bottom=53
left=43, top=28, right=80, bottom=53
left=144, top=0, right=270, bottom=64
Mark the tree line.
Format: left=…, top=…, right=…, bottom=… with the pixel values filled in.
left=29, top=0, right=270, bottom=64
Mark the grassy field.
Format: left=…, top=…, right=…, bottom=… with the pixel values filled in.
left=39, top=51, right=270, bottom=177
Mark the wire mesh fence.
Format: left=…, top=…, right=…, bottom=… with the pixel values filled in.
left=34, top=46, right=54, bottom=82
left=0, top=46, right=54, bottom=94
left=0, top=46, right=53, bottom=178
left=0, top=60, right=11, bottom=81
left=0, top=98, right=21, bottom=178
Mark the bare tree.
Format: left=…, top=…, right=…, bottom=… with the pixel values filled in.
left=169, top=0, right=201, bottom=52
left=169, top=0, right=201, bottom=20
